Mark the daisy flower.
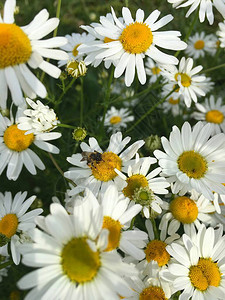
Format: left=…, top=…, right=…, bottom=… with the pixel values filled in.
left=81, top=7, right=186, bottom=87
left=167, top=0, right=225, bottom=25
left=217, top=20, right=225, bottom=47
left=192, top=95, right=225, bottom=135
left=145, top=58, right=162, bottom=83
left=162, top=57, right=207, bottom=107
left=161, top=94, right=184, bottom=117
left=161, top=224, right=225, bottom=299
left=0, top=0, right=68, bottom=108
left=115, top=155, right=170, bottom=218
left=64, top=131, right=144, bottom=198
left=0, top=191, right=42, bottom=265
left=103, top=106, right=134, bottom=133
left=159, top=191, right=215, bottom=240
left=17, top=202, right=137, bottom=299
left=0, top=107, right=62, bottom=181
left=154, top=121, right=225, bottom=200
left=185, top=32, right=217, bottom=59
left=17, top=97, right=59, bottom=134
left=58, top=32, right=95, bottom=67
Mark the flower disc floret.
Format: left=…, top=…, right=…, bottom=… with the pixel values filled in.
left=91, top=152, right=122, bottom=182
left=4, top=125, right=34, bottom=152
left=205, top=110, right=224, bottom=124
left=175, top=72, right=191, bottom=87
left=145, top=240, right=170, bottom=266
left=61, top=237, right=101, bottom=283
left=177, top=150, right=207, bottom=179
left=133, top=186, right=155, bottom=206
left=139, top=286, right=167, bottom=300
left=168, top=97, right=180, bottom=105
left=110, top=116, right=122, bottom=124
left=0, top=214, right=18, bottom=238
left=194, top=40, right=205, bottom=50
left=189, top=258, right=221, bottom=291
left=123, top=174, right=149, bottom=200
left=0, top=23, right=32, bottom=69
left=119, top=22, right=153, bottom=54
left=170, top=196, right=198, bottom=223
left=102, top=216, right=122, bottom=251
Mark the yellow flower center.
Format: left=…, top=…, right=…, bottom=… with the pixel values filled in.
left=61, top=237, right=101, bottom=283
left=145, top=240, right=170, bottom=266
left=123, top=174, right=149, bottom=200
left=102, top=216, right=122, bottom=251
left=0, top=23, right=32, bottom=69
left=152, top=67, right=161, bottom=75
left=170, top=196, right=198, bottom=223
left=104, top=37, right=117, bottom=43
left=119, top=22, right=153, bottom=54
left=175, top=73, right=191, bottom=87
left=189, top=258, right=221, bottom=291
left=72, top=43, right=81, bottom=57
left=3, top=125, right=34, bottom=152
left=0, top=214, right=18, bottom=238
left=194, top=40, right=205, bottom=50
left=90, top=152, right=122, bottom=182
left=205, top=110, right=224, bottom=124
left=139, top=286, right=167, bottom=300
left=177, top=150, right=208, bottom=179
left=110, top=116, right=122, bottom=125
left=168, top=97, right=180, bottom=105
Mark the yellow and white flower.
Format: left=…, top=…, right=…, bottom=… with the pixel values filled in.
left=0, top=191, right=42, bottom=265
left=192, top=95, right=225, bottom=135
left=161, top=224, right=225, bottom=299
left=0, top=108, right=61, bottom=181
left=167, top=0, right=225, bottom=25
left=64, top=131, right=144, bottom=198
left=18, top=202, right=137, bottom=299
left=154, top=121, right=225, bottom=200
left=145, top=58, right=162, bottom=83
left=80, top=7, right=186, bottom=86
left=0, top=0, right=68, bottom=108
left=161, top=94, right=184, bottom=117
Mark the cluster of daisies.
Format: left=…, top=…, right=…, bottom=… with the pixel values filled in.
left=1, top=0, right=225, bottom=299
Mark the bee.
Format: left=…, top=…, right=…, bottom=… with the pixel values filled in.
left=81, top=151, right=103, bottom=168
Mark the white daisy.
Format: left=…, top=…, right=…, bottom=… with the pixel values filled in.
left=145, top=58, right=162, bottom=83
left=64, top=131, right=144, bottom=198
left=167, top=0, right=225, bottom=25
left=154, top=121, right=225, bottom=200
left=162, top=57, right=207, bottom=107
left=115, top=155, right=170, bottom=218
left=185, top=32, right=217, bottom=59
left=103, top=106, right=134, bottom=133
left=58, top=32, right=95, bottom=67
left=17, top=97, right=59, bottom=134
left=80, top=7, right=186, bottom=87
left=192, top=95, right=225, bottom=135
left=17, top=202, right=137, bottom=300
left=161, top=94, right=184, bottom=117
left=159, top=191, right=216, bottom=240
left=161, top=224, right=225, bottom=299
left=217, top=20, right=225, bottom=47
left=0, top=191, right=42, bottom=265
left=0, top=107, right=62, bottom=181
left=0, top=0, right=68, bottom=108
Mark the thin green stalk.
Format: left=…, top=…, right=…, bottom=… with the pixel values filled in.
left=200, top=63, right=225, bottom=74
left=57, top=123, right=77, bottom=129
left=57, top=77, right=77, bottom=104
left=80, top=77, right=84, bottom=126
left=150, top=218, right=159, bottom=240
left=126, top=87, right=177, bottom=133
left=0, top=260, right=13, bottom=270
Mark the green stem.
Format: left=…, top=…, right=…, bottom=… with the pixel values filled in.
left=57, top=77, right=77, bottom=104
left=80, top=77, right=84, bottom=126
left=0, top=260, right=13, bottom=270
left=57, top=123, right=77, bottom=129
left=126, top=87, right=177, bottom=133
left=151, top=218, right=159, bottom=240
left=200, top=63, right=225, bottom=74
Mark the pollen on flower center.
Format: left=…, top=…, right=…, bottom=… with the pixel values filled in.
left=110, top=116, right=122, bottom=124
left=72, top=43, right=81, bottom=57
left=0, top=214, right=18, bottom=238
left=152, top=67, right=161, bottom=75
left=119, top=22, right=153, bottom=54
left=123, top=174, right=149, bottom=200
left=170, top=196, right=198, bottom=223
left=175, top=73, right=191, bottom=87
left=4, top=125, right=34, bottom=152
left=139, top=286, right=167, bottom=300
left=61, top=237, right=101, bottom=283
left=194, top=40, right=205, bottom=50
left=205, top=110, right=224, bottom=124
left=91, top=152, right=122, bottom=182
left=145, top=240, right=170, bottom=266
left=168, top=97, right=180, bottom=105
left=189, top=258, right=221, bottom=291
left=0, top=23, right=32, bottom=69
left=102, top=216, right=122, bottom=251
left=177, top=150, right=208, bottom=179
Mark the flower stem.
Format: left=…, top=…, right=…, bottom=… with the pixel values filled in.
left=80, top=77, right=84, bottom=126
left=57, top=77, right=77, bottom=104
left=57, top=123, right=77, bottom=129
left=200, top=63, right=225, bottom=74
left=151, top=218, right=159, bottom=240
left=0, top=260, right=13, bottom=270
